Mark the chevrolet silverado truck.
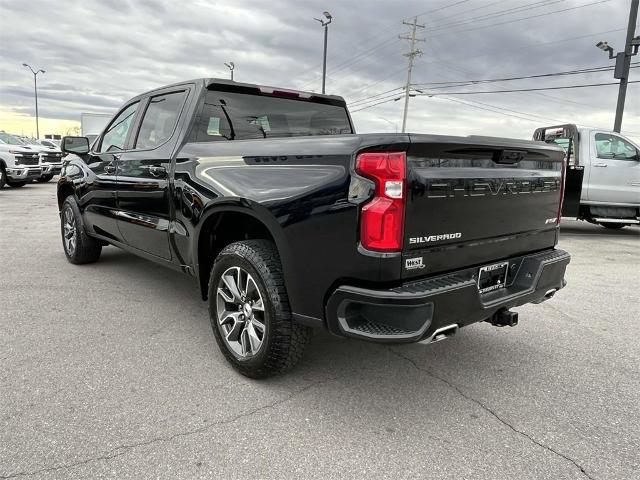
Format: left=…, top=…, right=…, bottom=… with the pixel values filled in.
left=22, top=138, right=64, bottom=182
left=0, top=132, right=42, bottom=188
left=534, top=124, right=640, bottom=228
left=57, top=78, right=570, bottom=378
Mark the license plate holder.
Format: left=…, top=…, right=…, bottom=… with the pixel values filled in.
left=477, top=262, right=508, bottom=294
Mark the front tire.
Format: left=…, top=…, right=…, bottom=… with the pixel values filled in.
left=208, top=240, right=311, bottom=378
left=61, top=196, right=102, bottom=264
left=7, top=181, right=26, bottom=188
left=0, top=167, right=6, bottom=189
left=600, top=223, right=626, bottom=229
left=37, top=174, right=54, bottom=183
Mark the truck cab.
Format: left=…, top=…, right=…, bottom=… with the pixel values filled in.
left=534, top=124, right=640, bottom=228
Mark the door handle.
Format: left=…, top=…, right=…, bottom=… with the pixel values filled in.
left=104, top=164, right=116, bottom=174
left=594, top=163, right=608, bottom=167
left=147, top=165, right=167, bottom=178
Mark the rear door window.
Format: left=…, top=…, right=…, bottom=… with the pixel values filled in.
left=135, top=91, right=188, bottom=149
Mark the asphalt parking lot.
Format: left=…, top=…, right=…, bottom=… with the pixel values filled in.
left=1, top=181, right=639, bottom=480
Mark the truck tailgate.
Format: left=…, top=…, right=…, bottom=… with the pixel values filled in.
left=403, top=134, right=565, bottom=279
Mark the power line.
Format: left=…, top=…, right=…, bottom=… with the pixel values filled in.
left=350, top=95, right=404, bottom=113
left=426, top=0, right=612, bottom=39
left=438, top=96, right=551, bottom=123
left=348, top=63, right=639, bottom=108
left=333, top=0, right=473, bottom=77
left=426, top=0, right=567, bottom=34
left=405, top=0, right=472, bottom=20
left=349, top=86, right=404, bottom=106
left=298, top=36, right=400, bottom=90
left=415, top=80, right=640, bottom=95
left=341, top=70, right=405, bottom=104
left=412, top=64, right=640, bottom=88
left=349, top=80, right=640, bottom=112
left=440, top=96, right=567, bottom=124
left=430, top=0, right=505, bottom=23
left=298, top=0, right=486, bottom=90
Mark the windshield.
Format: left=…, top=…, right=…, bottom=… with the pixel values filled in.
left=194, top=90, right=352, bottom=141
left=0, top=132, right=26, bottom=145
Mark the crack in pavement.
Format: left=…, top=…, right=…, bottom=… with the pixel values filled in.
left=387, top=347, right=596, bottom=480
left=0, top=377, right=333, bottom=479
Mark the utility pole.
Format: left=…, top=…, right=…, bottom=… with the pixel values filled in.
left=22, top=63, right=45, bottom=139
left=315, top=11, right=333, bottom=94
left=399, top=17, right=424, bottom=133
left=596, top=0, right=639, bottom=132
left=615, top=0, right=639, bottom=132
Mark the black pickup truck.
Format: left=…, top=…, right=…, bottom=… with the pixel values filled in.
left=58, top=78, right=570, bottom=378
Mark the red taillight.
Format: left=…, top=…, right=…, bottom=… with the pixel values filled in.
left=356, top=152, right=406, bottom=252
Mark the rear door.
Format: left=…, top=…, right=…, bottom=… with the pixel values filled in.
left=115, top=88, right=190, bottom=260
left=80, top=101, right=140, bottom=242
left=586, top=130, right=640, bottom=204
left=403, top=135, right=565, bottom=279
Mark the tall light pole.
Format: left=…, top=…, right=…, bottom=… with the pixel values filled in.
left=224, top=62, right=235, bottom=81
left=595, top=0, right=639, bottom=132
left=22, top=63, right=45, bottom=139
left=314, top=11, right=332, bottom=94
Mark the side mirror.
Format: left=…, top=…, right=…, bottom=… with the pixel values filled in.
left=61, top=136, right=90, bottom=155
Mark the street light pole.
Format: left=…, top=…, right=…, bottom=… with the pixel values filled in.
left=595, top=0, right=639, bottom=132
left=314, top=11, right=332, bottom=94
left=224, top=62, right=235, bottom=81
left=22, top=63, right=45, bottom=139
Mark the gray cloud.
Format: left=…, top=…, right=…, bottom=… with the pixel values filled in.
left=0, top=0, right=637, bottom=139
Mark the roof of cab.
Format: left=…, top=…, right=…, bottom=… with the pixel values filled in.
left=132, top=78, right=346, bottom=105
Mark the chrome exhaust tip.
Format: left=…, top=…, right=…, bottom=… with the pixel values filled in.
left=531, top=288, right=558, bottom=304
left=419, top=324, right=459, bottom=344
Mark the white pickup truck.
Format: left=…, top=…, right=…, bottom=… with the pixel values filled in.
left=534, top=124, right=640, bottom=229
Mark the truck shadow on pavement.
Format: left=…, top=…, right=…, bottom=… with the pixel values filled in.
left=92, top=246, right=552, bottom=387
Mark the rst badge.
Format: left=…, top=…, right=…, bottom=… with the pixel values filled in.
left=405, top=257, right=426, bottom=270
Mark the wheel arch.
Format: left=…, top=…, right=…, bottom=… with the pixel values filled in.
left=194, top=202, right=292, bottom=302
left=57, top=182, right=76, bottom=210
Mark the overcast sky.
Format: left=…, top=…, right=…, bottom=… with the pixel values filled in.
left=0, top=0, right=638, bottom=140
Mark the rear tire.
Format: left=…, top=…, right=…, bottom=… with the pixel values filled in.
left=37, top=174, right=54, bottom=183
left=61, top=196, right=102, bottom=264
left=208, top=240, right=311, bottom=378
left=600, top=223, right=626, bottom=229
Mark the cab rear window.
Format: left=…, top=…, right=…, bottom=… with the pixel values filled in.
left=193, top=91, right=352, bottom=141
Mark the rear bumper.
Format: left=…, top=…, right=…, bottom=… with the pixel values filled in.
left=325, top=249, right=570, bottom=343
